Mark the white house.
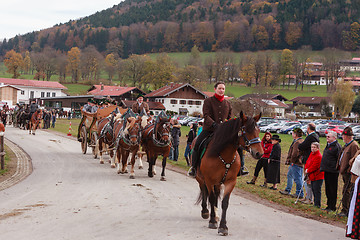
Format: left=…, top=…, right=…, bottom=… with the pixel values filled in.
left=145, top=83, right=208, bottom=116
left=0, top=78, right=67, bottom=105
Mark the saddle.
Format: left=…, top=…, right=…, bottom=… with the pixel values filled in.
left=198, top=133, right=214, bottom=160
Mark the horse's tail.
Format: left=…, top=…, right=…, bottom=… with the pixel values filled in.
left=195, top=183, right=208, bottom=205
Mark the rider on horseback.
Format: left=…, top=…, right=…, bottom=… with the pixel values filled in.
left=188, top=82, right=232, bottom=178
left=28, top=100, right=39, bottom=120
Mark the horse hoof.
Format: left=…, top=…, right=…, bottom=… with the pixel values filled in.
left=218, top=227, right=228, bottom=236
left=100, top=161, right=104, bottom=164
left=138, top=166, right=143, bottom=169
left=111, top=164, right=116, bottom=168
left=201, top=211, right=209, bottom=219
left=124, top=169, right=128, bottom=173
left=208, top=222, right=218, bottom=229
left=129, top=175, right=135, bottom=179
left=32, top=133, right=35, bottom=135
left=108, top=160, right=111, bottom=163
left=160, top=176, right=166, bottom=181
left=117, top=170, right=121, bottom=174
left=148, top=172, right=154, bottom=178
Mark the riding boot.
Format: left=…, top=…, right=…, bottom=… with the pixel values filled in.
left=188, top=149, right=199, bottom=178
left=185, top=156, right=190, bottom=166
left=247, top=176, right=257, bottom=184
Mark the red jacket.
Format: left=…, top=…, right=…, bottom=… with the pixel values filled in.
left=305, top=150, right=324, bottom=181
left=261, top=141, right=273, bottom=159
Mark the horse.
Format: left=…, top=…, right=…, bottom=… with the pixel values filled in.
left=141, top=112, right=171, bottom=181
left=113, top=116, right=142, bottom=178
left=28, top=109, right=43, bottom=135
left=96, top=114, right=117, bottom=166
left=194, top=111, right=263, bottom=236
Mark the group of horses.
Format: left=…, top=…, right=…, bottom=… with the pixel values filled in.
left=92, top=108, right=264, bottom=236
left=14, top=108, right=43, bottom=135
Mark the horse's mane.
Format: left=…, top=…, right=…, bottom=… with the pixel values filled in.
left=208, top=116, right=256, bottom=157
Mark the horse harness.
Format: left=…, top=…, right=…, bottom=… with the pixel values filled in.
left=141, top=121, right=171, bottom=147
left=115, top=119, right=141, bottom=151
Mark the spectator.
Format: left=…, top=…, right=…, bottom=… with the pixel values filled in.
left=298, top=123, right=319, bottom=204
left=267, top=135, right=281, bottom=190
left=170, top=119, right=181, bottom=162
left=247, top=132, right=273, bottom=186
left=51, top=110, right=56, bottom=128
left=280, top=128, right=305, bottom=198
left=197, top=121, right=203, bottom=136
left=320, top=130, right=341, bottom=212
left=184, top=123, right=197, bottom=166
left=43, top=110, right=50, bottom=129
left=305, top=142, right=324, bottom=208
left=237, top=146, right=248, bottom=176
left=337, top=126, right=360, bottom=217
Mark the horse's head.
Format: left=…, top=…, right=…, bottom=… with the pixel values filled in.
left=238, top=111, right=263, bottom=159
left=124, top=117, right=140, bottom=145
left=155, top=116, right=171, bottom=144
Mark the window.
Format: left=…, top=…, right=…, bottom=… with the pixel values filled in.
left=188, top=100, right=194, bottom=105
left=180, top=100, right=186, bottom=104
left=46, top=92, right=50, bottom=97
left=170, top=99, right=177, bottom=104
left=21, top=90, right=25, bottom=95
left=30, top=91, right=34, bottom=99
left=41, top=92, right=45, bottom=98
left=52, top=92, right=56, bottom=97
left=195, top=101, right=201, bottom=105
left=162, top=99, right=164, bottom=104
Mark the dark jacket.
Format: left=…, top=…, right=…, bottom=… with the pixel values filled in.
left=187, top=129, right=196, bottom=144
left=29, top=103, right=38, bottom=113
left=269, top=143, right=281, bottom=163
left=132, top=102, right=149, bottom=115
left=286, top=138, right=304, bottom=166
left=171, top=125, right=181, bottom=146
left=203, top=96, right=232, bottom=131
left=337, top=140, right=360, bottom=175
left=298, top=132, right=319, bottom=164
left=320, top=140, right=342, bottom=173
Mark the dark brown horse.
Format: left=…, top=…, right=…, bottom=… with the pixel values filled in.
left=194, top=111, right=263, bottom=236
left=28, top=109, right=43, bottom=135
left=113, top=116, right=142, bottom=178
left=141, top=113, right=171, bottom=181
left=96, top=114, right=117, bottom=166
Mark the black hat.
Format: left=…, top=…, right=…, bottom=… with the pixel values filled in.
left=271, top=135, right=281, bottom=142
left=343, top=126, right=354, bottom=136
left=137, top=93, right=144, bottom=99
left=292, top=127, right=303, bottom=136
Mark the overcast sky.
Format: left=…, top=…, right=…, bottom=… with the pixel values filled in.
left=0, top=0, right=122, bottom=40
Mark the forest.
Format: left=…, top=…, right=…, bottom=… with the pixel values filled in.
left=1, top=0, right=360, bottom=58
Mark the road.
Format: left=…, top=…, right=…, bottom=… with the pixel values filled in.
left=0, top=126, right=346, bottom=240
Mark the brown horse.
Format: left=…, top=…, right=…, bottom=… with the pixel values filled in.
left=194, top=111, right=263, bottom=236
left=113, top=116, right=142, bottom=178
left=96, top=114, right=117, bottom=166
left=28, top=109, right=43, bottom=135
left=141, top=113, right=171, bottom=181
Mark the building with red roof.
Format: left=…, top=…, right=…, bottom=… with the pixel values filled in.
left=0, top=78, right=67, bottom=105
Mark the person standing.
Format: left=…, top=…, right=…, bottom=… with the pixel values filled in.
left=267, top=135, right=281, bottom=190
left=279, top=128, right=305, bottom=198
left=320, top=130, right=341, bottom=212
left=247, top=132, right=273, bottom=186
left=305, top=142, right=324, bottom=208
left=170, top=119, right=181, bottom=162
left=298, top=123, right=319, bottom=204
left=184, top=123, right=197, bottom=166
left=337, top=126, right=360, bottom=217
left=51, top=110, right=56, bottom=128
left=132, top=94, right=150, bottom=115
left=197, top=121, right=203, bottom=136
left=188, top=81, right=232, bottom=177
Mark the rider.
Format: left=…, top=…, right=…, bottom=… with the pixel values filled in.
left=188, top=81, right=232, bottom=177
left=28, top=100, right=39, bottom=120
left=132, top=94, right=150, bottom=115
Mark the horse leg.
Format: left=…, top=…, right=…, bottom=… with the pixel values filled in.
left=99, top=140, right=104, bottom=164
left=137, top=153, right=143, bottom=169
left=208, top=189, right=218, bottom=229
left=129, top=151, right=136, bottom=179
left=200, top=184, right=209, bottom=219
left=160, top=156, right=167, bottom=181
left=214, top=186, right=220, bottom=222
left=109, top=150, right=115, bottom=168
left=110, top=149, right=116, bottom=168
left=218, top=182, right=235, bottom=236
left=121, top=151, right=128, bottom=174
left=148, top=155, right=154, bottom=178
left=116, top=148, right=122, bottom=174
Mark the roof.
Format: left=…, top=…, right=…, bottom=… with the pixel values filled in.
left=0, top=84, right=22, bottom=90
left=145, top=83, right=207, bottom=98
left=0, top=78, right=67, bottom=89
left=304, top=71, right=345, bottom=77
left=122, top=100, right=165, bottom=110
left=252, top=98, right=288, bottom=109
left=202, top=91, right=233, bottom=100
left=239, top=94, right=288, bottom=101
left=87, top=85, right=145, bottom=96
left=40, top=95, right=95, bottom=100
left=291, top=96, right=331, bottom=104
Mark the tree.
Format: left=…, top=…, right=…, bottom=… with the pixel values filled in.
left=66, top=47, right=81, bottom=83
left=332, top=81, right=355, bottom=117
left=204, top=56, right=214, bottom=84
left=263, top=53, right=273, bottom=87
left=342, top=22, right=360, bottom=51
left=285, top=22, right=303, bottom=48
left=352, top=95, right=360, bottom=116
left=280, top=49, right=294, bottom=89
left=104, top=53, right=118, bottom=83
left=320, top=99, right=332, bottom=117
left=80, top=45, right=103, bottom=82
left=4, top=50, right=23, bottom=78
left=177, top=65, right=206, bottom=88
left=22, top=51, right=31, bottom=74
left=188, top=45, right=201, bottom=66
left=294, top=104, right=310, bottom=118
left=119, top=54, right=149, bottom=88
left=239, top=55, right=255, bottom=87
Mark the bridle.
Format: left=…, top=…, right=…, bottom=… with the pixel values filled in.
left=238, top=125, right=261, bottom=152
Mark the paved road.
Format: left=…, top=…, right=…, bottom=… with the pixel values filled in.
left=0, top=127, right=346, bottom=240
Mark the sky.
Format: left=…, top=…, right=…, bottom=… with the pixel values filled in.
left=0, top=0, right=123, bottom=40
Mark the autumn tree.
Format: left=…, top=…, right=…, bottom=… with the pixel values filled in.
left=80, top=45, right=103, bottom=82
left=56, top=53, right=67, bottom=82
left=4, top=50, right=23, bottom=78
left=22, top=51, right=31, bottom=74
left=191, top=22, right=215, bottom=51
left=66, top=47, right=81, bottom=83
left=188, top=45, right=201, bottom=66
left=104, top=53, right=118, bottom=83
left=177, top=65, right=206, bottom=88
left=252, top=25, right=269, bottom=50
left=332, top=81, right=355, bottom=117
left=280, top=49, right=294, bottom=89
left=263, top=53, right=273, bottom=87
left=254, top=54, right=264, bottom=86
left=285, top=22, right=303, bottom=48
left=204, top=56, right=214, bottom=84
left=342, top=22, right=360, bottom=51
left=119, top=54, right=149, bottom=88
left=239, top=54, right=255, bottom=87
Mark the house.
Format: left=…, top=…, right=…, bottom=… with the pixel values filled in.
left=344, top=77, right=360, bottom=93
left=0, top=85, right=21, bottom=108
left=122, top=100, right=165, bottom=116
left=40, top=95, right=95, bottom=111
left=145, top=83, right=208, bottom=116
left=87, top=84, right=146, bottom=102
left=302, top=71, right=345, bottom=85
left=339, top=58, right=360, bottom=72
left=251, top=98, right=289, bottom=118
left=290, top=96, right=334, bottom=117
left=239, top=94, right=288, bottom=102
left=0, top=78, right=67, bottom=105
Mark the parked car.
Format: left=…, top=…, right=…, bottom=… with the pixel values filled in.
left=316, top=124, right=329, bottom=137
left=260, top=122, right=277, bottom=132
left=354, top=128, right=360, bottom=141
left=187, top=118, right=203, bottom=126
left=179, top=116, right=198, bottom=126
left=279, top=122, right=301, bottom=134
left=325, top=125, right=345, bottom=138
left=268, top=121, right=287, bottom=133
